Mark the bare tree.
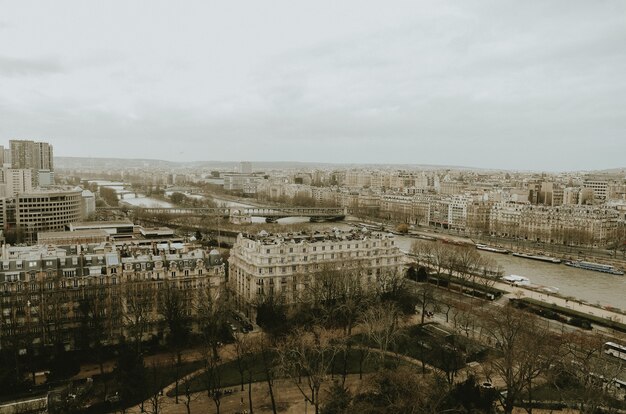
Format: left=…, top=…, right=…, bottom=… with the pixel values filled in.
left=359, top=302, right=403, bottom=364
left=250, top=333, right=278, bottom=414
left=123, top=280, right=155, bottom=353
left=411, top=240, right=454, bottom=287
left=181, top=375, right=199, bottom=414
left=560, top=332, right=625, bottom=414
left=415, top=283, right=439, bottom=325
left=277, top=326, right=340, bottom=414
left=145, top=362, right=167, bottom=414
left=200, top=342, right=223, bottom=414
left=450, top=244, right=482, bottom=284
left=196, top=284, right=227, bottom=361
left=233, top=332, right=252, bottom=392
left=479, top=305, right=560, bottom=414
left=158, top=280, right=191, bottom=404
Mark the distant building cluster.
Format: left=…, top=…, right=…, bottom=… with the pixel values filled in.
left=52, top=156, right=626, bottom=248
left=0, top=140, right=54, bottom=195
left=0, top=140, right=98, bottom=242
left=249, top=169, right=626, bottom=247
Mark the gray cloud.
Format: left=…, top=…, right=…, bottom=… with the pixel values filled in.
left=0, top=56, right=64, bottom=77
left=0, top=0, right=625, bottom=171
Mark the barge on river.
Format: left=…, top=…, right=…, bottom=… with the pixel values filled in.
left=511, top=252, right=561, bottom=264
left=563, top=260, right=624, bottom=276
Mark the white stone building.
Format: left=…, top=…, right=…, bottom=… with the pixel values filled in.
left=229, top=229, right=405, bottom=319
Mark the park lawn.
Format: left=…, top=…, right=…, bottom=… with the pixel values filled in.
left=170, top=348, right=412, bottom=397
left=530, top=379, right=626, bottom=410
left=352, top=324, right=494, bottom=372
left=83, top=359, right=206, bottom=414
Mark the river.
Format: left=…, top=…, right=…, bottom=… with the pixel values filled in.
left=89, top=180, right=173, bottom=208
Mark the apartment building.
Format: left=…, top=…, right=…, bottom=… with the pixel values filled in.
left=489, top=202, right=618, bottom=246
left=2, top=169, right=33, bottom=197
left=9, top=140, right=54, bottom=187
left=0, top=244, right=225, bottom=352
left=229, top=230, right=405, bottom=319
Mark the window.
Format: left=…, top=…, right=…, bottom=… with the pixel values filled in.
left=171, top=271, right=176, bottom=278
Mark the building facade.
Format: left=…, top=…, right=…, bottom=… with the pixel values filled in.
left=15, top=189, right=83, bottom=241
left=9, top=140, right=54, bottom=187
left=0, top=244, right=225, bottom=353
left=229, top=230, right=405, bottom=319
left=489, top=202, right=618, bottom=246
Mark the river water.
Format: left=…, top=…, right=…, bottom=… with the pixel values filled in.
left=89, top=180, right=173, bottom=208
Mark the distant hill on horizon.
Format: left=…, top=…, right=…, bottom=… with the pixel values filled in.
left=54, top=156, right=625, bottom=175
left=54, top=156, right=505, bottom=172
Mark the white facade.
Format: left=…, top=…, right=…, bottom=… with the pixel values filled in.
left=229, top=230, right=405, bottom=318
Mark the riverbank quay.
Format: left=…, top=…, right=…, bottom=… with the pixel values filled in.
left=510, top=297, right=626, bottom=333
left=490, top=279, right=626, bottom=328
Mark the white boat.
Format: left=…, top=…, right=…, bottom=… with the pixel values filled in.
left=476, top=244, right=510, bottom=254
left=502, top=274, right=531, bottom=286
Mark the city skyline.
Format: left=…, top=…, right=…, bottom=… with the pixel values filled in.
left=1, top=1, right=625, bottom=171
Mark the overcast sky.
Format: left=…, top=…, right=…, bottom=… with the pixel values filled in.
left=0, top=1, right=625, bottom=171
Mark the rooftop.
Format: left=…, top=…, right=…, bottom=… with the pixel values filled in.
left=241, top=228, right=395, bottom=245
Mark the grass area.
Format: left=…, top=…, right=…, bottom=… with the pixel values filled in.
left=83, top=360, right=206, bottom=414
left=513, top=297, right=626, bottom=333
left=531, top=379, right=626, bottom=410
left=352, top=324, right=493, bottom=373
left=170, top=348, right=410, bottom=397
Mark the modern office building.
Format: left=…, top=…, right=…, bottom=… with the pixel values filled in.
left=15, top=188, right=83, bottom=241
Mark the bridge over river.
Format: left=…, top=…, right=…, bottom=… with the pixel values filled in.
left=98, top=206, right=348, bottom=222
